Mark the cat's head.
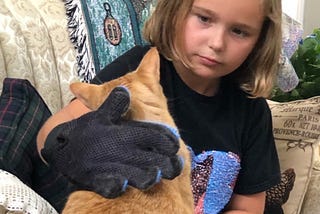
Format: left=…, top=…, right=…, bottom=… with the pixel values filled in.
left=70, top=47, right=172, bottom=124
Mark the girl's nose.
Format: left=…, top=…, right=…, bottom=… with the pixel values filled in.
left=208, top=26, right=226, bottom=52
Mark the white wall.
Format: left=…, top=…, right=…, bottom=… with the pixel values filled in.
left=282, top=0, right=304, bottom=24
left=282, top=0, right=320, bottom=36
left=303, top=0, right=320, bottom=36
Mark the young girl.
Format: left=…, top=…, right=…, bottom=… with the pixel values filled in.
left=38, top=0, right=282, bottom=213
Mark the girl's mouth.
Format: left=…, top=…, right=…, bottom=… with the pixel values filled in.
left=198, top=55, right=221, bottom=66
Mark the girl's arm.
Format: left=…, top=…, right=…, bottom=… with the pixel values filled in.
left=224, top=192, right=266, bottom=214
left=36, top=99, right=91, bottom=161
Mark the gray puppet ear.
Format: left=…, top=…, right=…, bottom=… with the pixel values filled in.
left=98, top=86, right=131, bottom=122
left=278, top=13, right=302, bottom=93
left=277, top=53, right=299, bottom=92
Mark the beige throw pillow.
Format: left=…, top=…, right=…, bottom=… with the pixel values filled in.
left=267, top=96, right=320, bottom=214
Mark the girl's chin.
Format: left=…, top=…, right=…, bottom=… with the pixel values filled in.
left=191, top=67, right=222, bottom=80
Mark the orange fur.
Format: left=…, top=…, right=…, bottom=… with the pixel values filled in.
left=62, top=48, right=193, bottom=214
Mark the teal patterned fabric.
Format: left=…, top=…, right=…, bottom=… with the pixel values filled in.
left=65, top=0, right=157, bottom=82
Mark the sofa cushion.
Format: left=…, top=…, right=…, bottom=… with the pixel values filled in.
left=0, top=0, right=34, bottom=89
left=64, top=0, right=157, bottom=82
left=0, top=0, right=79, bottom=114
left=300, top=161, right=320, bottom=214
left=267, top=96, right=320, bottom=214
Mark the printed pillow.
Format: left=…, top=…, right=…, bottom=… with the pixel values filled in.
left=267, top=96, right=320, bottom=214
left=64, top=0, right=157, bottom=82
left=0, top=78, right=72, bottom=212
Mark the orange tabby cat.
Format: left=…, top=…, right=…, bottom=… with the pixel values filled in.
left=62, top=48, right=193, bottom=214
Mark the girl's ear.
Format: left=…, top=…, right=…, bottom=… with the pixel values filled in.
left=136, top=47, right=160, bottom=82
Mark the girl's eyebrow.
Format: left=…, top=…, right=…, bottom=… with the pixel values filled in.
left=192, top=6, right=209, bottom=12
left=192, top=6, right=216, bottom=17
left=191, top=6, right=261, bottom=33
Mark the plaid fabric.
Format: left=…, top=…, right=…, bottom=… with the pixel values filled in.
left=0, top=77, right=50, bottom=184
left=0, top=78, right=74, bottom=212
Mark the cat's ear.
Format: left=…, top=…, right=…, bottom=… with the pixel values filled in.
left=136, top=47, right=160, bottom=82
left=70, top=82, right=108, bottom=110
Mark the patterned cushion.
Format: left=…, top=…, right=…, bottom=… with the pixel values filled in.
left=0, top=169, right=58, bottom=214
left=64, top=0, right=157, bottom=82
left=0, top=78, right=72, bottom=212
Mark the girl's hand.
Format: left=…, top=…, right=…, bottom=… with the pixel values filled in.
left=41, top=87, right=183, bottom=198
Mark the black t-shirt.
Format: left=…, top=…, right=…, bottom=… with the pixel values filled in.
left=91, top=45, right=280, bottom=196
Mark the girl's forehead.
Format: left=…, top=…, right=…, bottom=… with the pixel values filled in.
left=193, top=0, right=264, bottom=12
left=192, top=0, right=263, bottom=14
left=192, top=0, right=264, bottom=27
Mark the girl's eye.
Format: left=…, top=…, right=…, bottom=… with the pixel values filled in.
left=232, top=28, right=248, bottom=37
left=197, top=15, right=210, bottom=23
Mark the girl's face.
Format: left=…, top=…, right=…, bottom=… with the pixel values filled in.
left=182, top=0, right=264, bottom=82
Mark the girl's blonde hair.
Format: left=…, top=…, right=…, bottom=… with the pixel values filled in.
left=143, top=0, right=282, bottom=98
